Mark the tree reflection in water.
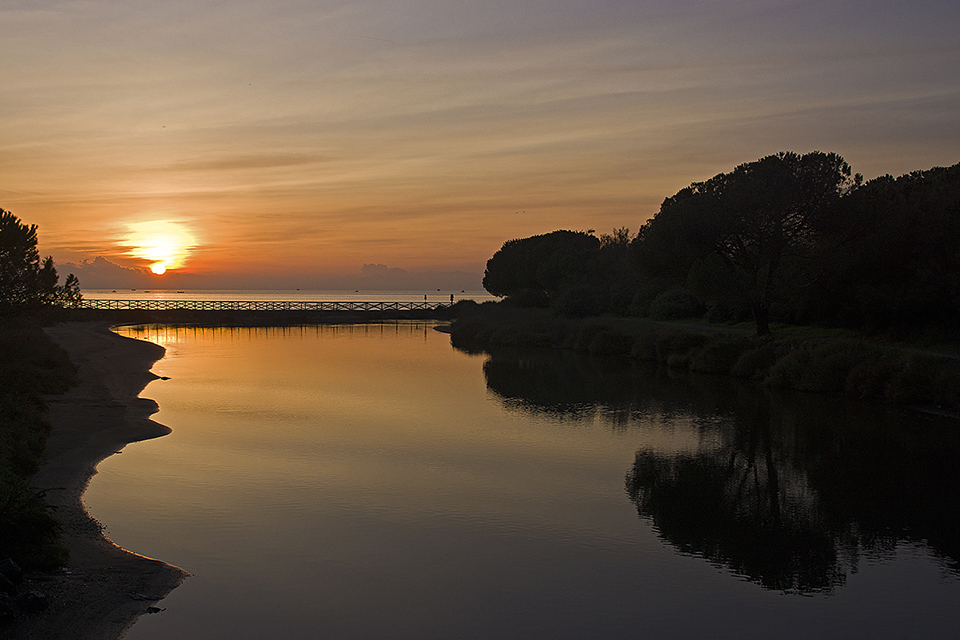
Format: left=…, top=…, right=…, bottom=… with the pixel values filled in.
left=474, top=346, right=960, bottom=595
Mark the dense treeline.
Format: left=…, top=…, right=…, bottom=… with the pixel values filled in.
left=483, top=153, right=960, bottom=339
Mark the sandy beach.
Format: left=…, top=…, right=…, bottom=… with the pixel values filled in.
left=7, top=322, right=187, bottom=640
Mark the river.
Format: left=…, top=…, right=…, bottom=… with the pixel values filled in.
left=83, top=323, right=960, bottom=639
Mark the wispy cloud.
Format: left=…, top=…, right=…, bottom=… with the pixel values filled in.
left=3, top=0, right=958, bottom=282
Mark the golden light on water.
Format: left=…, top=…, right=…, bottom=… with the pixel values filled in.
left=125, top=220, right=197, bottom=271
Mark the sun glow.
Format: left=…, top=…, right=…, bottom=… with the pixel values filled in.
left=125, top=220, right=197, bottom=272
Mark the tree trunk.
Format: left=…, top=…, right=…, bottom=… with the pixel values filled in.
left=753, top=302, right=771, bottom=336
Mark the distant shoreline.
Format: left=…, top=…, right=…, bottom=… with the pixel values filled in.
left=11, top=322, right=187, bottom=640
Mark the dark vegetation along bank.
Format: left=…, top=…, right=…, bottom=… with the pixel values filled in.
left=456, top=151, right=960, bottom=412
left=0, top=210, right=83, bottom=620
left=449, top=305, right=960, bottom=412
left=0, top=320, right=75, bottom=571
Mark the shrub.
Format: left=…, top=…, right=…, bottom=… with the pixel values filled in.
left=731, top=342, right=778, bottom=379
left=884, top=355, right=942, bottom=405
left=0, top=469, right=68, bottom=570
left=553, top=285, right=608, bottom=318
left=654, top=330, right=709, bottom=363
left=0, top=319, right=77, bottom=569
left=648, top=288, right=706, bottom=321
left=630, top=329, right=659, bottom=361
left=569, top=323, right=607, bottom=352
left=798, top=340, right=884, bottom=393
left=764, top=347, right=811, bottom=389
left=846, top=355, right=900, bottom=399
left=689, top=336, right=753, bottom=373
left=627, top=278, right=673, bottom=318
left=487, top=325, right=555, bottom=349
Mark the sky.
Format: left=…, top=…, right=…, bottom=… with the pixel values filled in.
left=3, top=0, right=959, bottom=289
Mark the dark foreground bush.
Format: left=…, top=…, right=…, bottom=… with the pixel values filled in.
left=0, top=317, right=76, bottom=569
left=883, top=355, right=948, bottom=405
left=655, top=330, right=710, bottom=368
left=730, top=342, right=779, bottom=379
left=0, top=469, right=67, bottom=570
left=689, top=336, right=754, bottom=374
left=648, top=288, right=706, bottom=321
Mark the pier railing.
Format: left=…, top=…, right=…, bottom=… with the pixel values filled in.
left=78, top=299, right=447, bottom=312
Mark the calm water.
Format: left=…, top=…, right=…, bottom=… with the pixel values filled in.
left=84, top=324, right=960, bottom=639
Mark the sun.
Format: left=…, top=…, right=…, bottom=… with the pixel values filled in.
left=124, top=220, right=197, bottom=273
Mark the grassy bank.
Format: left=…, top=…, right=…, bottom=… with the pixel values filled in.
left=0, top=317, right=75, bottom=570
left=450, top=302, right=960, bottom=412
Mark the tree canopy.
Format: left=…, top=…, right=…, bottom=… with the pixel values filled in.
left=482, top=230, right=601, bottom=302
left=635, top=152, right=858, bottom=334
left=0, top=209, right=81, bottom=310
left=802, top=163, right=960, bottom=330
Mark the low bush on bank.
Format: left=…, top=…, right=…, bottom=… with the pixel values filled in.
left=449, top=305, right=960, bottom=411
left=689, top=336, right=755, bottom=374
left=0, top=317, right=75, bottom=570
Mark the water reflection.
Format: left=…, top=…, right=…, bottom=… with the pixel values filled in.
left=474, top=346, right=960, bottom=594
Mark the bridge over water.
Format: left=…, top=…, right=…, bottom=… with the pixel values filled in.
left=78, top=299, right=448, bottom=312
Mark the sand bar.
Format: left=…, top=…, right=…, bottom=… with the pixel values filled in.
left=9, top=322, right=187, bottom=640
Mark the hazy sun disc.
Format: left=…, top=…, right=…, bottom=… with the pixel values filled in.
left=125, top=220, right=197, bottom=271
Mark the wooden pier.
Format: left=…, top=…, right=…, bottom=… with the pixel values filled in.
left=78, top=299, right=447, bottom=312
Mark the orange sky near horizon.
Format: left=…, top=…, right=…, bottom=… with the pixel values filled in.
left=3, top=0, right=958, bottom=288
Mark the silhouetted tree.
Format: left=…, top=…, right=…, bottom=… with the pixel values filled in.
left=635, top=152, right=858, bottom=334
left=0, top=209, right=81, bottom=309
left=482, top=230, right=600, bottom=303
left=809, top=162, right=960, bottom=332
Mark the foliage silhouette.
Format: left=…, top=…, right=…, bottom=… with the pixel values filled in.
left=478, top=154, right=958, bottom=339
left=633, top=152, right=858, bottom=335
left=483, top=230, right=600, bottom=302
left=0, top=209, right=81, bottom=311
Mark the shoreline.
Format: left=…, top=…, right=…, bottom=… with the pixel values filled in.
left=9, top=322, right=187, bottom=640
left=448, top=309, right=960, bottom=413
